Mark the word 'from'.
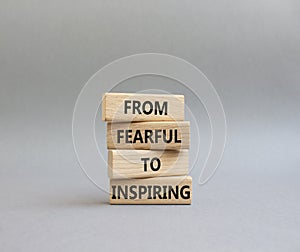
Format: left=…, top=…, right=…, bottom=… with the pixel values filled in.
left=124, top=100, right=168, bottom=115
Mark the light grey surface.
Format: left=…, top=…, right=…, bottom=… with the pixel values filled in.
left=1, top=1, right=300, bottom=251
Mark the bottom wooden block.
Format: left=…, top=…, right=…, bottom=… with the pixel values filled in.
left=110, top=176, right=192, bottom=205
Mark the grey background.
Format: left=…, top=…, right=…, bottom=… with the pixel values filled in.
left=1, top=1, right=299, bottom=251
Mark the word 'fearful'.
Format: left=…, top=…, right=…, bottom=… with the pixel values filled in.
left=117, top=129, right=182, bottom=144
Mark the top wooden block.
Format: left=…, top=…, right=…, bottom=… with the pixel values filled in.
left=102, top=93, right=184, bottom=122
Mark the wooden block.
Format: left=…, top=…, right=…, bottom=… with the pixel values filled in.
left=110, top=176, right=192, bottom=204
left=107, top=121, right=190, bottom=150
left=108, top=149, right=189, bottom=179
left=102, top=93, right=184, bottom=122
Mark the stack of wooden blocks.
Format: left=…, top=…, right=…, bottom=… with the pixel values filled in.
left=102, top=93, right=192, bottom=204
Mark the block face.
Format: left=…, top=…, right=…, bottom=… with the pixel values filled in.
left=107, top=121, right=190, bottom=150
left=110, top=176, right=192, bottom=204
left=108, top=149, right=189, bottom=179
left=102, top=93, right=184, bottom=122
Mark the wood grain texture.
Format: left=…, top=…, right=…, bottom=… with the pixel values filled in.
left=110, top=176, right=192, bottom=204
left=108, top=149, right=189, bottom=179
left=107, top=121, right=190, bottom=150
left=102, top=92, right=184, bottom=122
